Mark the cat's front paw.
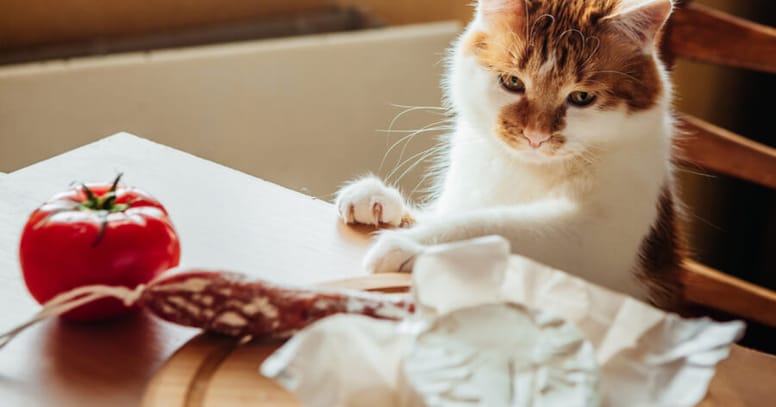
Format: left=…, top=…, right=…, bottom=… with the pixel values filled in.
left=364, top=230, right=425, bottom=274
left=335, top=176, right=409, bottom=227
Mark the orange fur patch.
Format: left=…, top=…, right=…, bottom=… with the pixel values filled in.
left=498, top=101, right=568, bottom=155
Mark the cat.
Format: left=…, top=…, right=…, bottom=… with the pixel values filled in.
left=335, top=0, right=683, bottom=309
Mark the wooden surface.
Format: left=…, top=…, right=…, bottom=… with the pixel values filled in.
left=674, top=114, right=776, bottom=191
left=699, top=345, right=776, bottom=407
left=667, top=3, right=776, bottom=74
left=682, top=259, right=776, bottom=327
left=0, top=134, right=775, bottom=406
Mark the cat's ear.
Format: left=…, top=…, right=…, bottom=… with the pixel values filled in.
left=603, top=0, right=673, bottom=50
left=476, top=0, right=527, bottom=25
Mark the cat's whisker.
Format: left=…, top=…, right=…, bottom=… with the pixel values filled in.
left=407, top=140, right=485, bottom=201
left=377, top=126, right=453, bottom=134
left=378, top=120, right=453, bottom=173
left=589, top=69, right=640, bottom=82
left=508, top=33, right=522, bottom=65
left=582, top=37, right=601, bottom=67
left=384, top=146, right=436, bottom=181
left=393, top=123, right=453, bottom=168
left=378, top=105, right=450, bottom=172
left=388, top=103, right=447, bottom=112
left=387, top=141, right=456, bottom=188
left=579, top=79, right=609, bottom=87
left=385, top=144, right=446, bottom=183
left=521, top=0, right=531, bottom=40
left=675, top=167, right=716, bottom=179
left=571, top=144, right=604, bottom=166
left=556, top=29, right=586, bottom=48
left=684, top=208, right=724, bottom=232
left=409, top=169, right=438, bottom=199
left=392, top=147, right=445, bottom=186
left=393, top=134, right=443, bottom=177
left=529, top=14, right=556, bottom=45
left=385, top=105, right=448, bottom=140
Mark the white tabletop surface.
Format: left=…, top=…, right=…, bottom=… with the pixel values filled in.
left=1, top=132, right=370, bottom=284
left=0, top=132, right=372, bottom=406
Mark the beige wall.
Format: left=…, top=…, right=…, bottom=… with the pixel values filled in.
left=0, top=23, right=460, bottom=199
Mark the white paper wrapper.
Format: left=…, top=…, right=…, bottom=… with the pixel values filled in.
left=261, top=236, right=744, bottom=407
left=260, top=314, right=404, bottom=407
left=400, top=303, right=600, bottom=407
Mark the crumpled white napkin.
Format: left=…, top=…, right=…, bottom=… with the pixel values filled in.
left=261, top=236, right=744, bottom=407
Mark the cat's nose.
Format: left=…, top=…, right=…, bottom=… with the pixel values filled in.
left=523, top=130, right=551, bottom=148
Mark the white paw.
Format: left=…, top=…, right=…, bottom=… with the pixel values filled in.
left=364, top=230, right=425, bottom=274
left=335, top=176, right=407, bottom=227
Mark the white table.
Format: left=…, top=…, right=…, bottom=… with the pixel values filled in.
left=0, top=133, right=372, bottom=406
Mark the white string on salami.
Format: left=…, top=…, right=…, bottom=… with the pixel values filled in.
left=0, top=284, right=145, bottom=349
left=0, top=269, right=414, bottom=350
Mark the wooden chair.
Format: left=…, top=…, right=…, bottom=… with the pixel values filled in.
left=662, top=1, right=776, bottom=327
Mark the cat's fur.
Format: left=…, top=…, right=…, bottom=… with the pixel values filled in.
left=336, top=0, right=683, bottom=308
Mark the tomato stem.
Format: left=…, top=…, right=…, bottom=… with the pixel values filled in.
left=101, top=173, right=123, bottom=209
left=82, top=184, right=98, bottom=203
left=92, top=211, right=109, bottom=247
left=79, top=173, right=125, bottom=212
left=109, top=173, right=123, bottom=192
left=78, top=173, right=126, bottom=246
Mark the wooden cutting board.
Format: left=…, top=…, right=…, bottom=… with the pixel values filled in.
left=140, top=273, right=412, bottom=407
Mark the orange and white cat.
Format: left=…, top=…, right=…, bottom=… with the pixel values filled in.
left=336, top=0, right=682, bottom=307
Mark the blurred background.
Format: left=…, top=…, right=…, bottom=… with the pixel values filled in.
left=0, top=1, right=773, bottom=350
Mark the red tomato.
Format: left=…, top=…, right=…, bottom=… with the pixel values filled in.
left=19, top=175, right=181, bottom=321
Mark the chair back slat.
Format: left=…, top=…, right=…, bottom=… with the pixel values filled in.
left=681, top=260, right=776, bottom=327
left=665, top=3, right=776, bottom=326
left=673, top=114, right=776, bottom=190
left=667, top=3, right=776, bottom=74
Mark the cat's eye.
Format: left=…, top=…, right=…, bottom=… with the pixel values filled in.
left=498, top=74, right=525, bottom=93
left=567, top=91, right=596, bottom=107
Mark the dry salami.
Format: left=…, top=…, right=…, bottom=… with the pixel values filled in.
left=140, top=270, right=414, bottom=338
left=0, top=269, right=415, bottom=349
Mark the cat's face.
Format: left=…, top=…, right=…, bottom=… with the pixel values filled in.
left=448, top=0, right=672, bottom=162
